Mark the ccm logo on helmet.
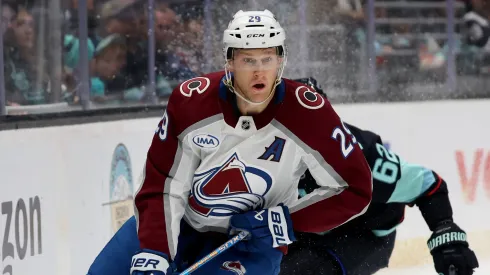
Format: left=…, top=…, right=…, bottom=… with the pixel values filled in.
left=247, top=34, right=265, bottom=38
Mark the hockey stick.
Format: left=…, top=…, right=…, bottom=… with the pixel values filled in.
left=178, top=231, right=249, bottom=275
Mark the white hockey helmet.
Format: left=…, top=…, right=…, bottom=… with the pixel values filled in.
left=223, top=9, right=286, bottom=60
left=222, top=10, right=287, bottom=106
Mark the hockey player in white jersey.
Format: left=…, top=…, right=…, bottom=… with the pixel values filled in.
left=129, top=9, right=372, bottom=275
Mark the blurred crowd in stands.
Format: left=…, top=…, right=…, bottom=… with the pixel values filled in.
left=1, top=0, right=490, bottom=110
left=2, top=0, right=203, bottom=107
left=336, top=0, right=490, bottom=92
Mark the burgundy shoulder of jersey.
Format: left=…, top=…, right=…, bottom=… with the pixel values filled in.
left=277, top=78, right=372, bottom=233
left=276, top=78, right=339, bottom=139
left=164, top=71, right=225, bottom=134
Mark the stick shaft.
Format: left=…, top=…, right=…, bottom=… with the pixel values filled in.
left=179, top=231, right=248, bottom=275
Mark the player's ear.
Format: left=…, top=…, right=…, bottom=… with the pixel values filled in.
left=277, top=56, right=284, bottom=64
left=227, top=59, right=235, bottom=72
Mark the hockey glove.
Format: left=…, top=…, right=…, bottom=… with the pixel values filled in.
left=427, top=222, right=479, bottom=275
left=463, top=11, right=490, bottom=47
left=130, top=249, right=174, bottom=275
left=228, top=204, right=296, bottom=252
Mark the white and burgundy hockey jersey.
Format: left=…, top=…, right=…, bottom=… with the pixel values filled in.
left=134, top=71, right=373, bottom=259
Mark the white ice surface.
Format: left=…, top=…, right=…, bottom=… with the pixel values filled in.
left=375, top=257, right=489, bottom=275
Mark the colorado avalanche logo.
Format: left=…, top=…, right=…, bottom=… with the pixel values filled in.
left=188, top=153, right=273, bottom=217
left=221, top=261, right=247, bottom=274
left=295, top=86, right=325, bottom=110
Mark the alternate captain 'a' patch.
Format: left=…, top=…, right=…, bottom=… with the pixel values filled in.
left=258, top=136, right=286, bottom=162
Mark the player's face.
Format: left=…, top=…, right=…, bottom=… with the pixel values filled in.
left=229, top=48, right=282, bottom=103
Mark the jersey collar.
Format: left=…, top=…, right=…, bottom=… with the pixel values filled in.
left=218, top=75, right=285, bottom=130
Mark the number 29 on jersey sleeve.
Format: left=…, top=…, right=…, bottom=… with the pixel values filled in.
left=331, top=122, right=358, bottom=158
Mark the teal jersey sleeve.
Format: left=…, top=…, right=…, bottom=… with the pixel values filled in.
left=297, top=122, right=452, bottom=235
left=366, top=142, right=439, bottom=204
left=299, top=122, right=441, bottom=205
left=386, top=154, right=437, bottom=203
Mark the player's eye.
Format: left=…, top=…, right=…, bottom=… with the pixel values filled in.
left=262, top=57, right=273, bottom=64
left=243, top=58, right=256, bottom=65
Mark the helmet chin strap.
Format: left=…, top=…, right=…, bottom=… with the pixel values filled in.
left=233, top=81, right=276, bottom=106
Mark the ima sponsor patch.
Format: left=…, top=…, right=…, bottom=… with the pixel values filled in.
left=193, top=134, right=220, bottom=148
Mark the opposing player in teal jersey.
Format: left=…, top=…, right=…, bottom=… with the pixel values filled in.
left=280, top=78, right=479, bottom=275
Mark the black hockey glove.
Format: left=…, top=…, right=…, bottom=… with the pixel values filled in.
left=427, top=222, right=479, bottom=275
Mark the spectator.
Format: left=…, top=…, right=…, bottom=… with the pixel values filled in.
left=170, top=11, right=204, bottom=75
left=62, top=34, right=96, bottom=103
left=463, top=0, right=490, bottom=48
left=154, top=3, right=179, bottom=46
left=335, top=1, right=393, bottom=66
left=336, top=0, right=364, bottom=22
left=89, top=33, right=172, bottom=102
left=97, top=0, right=143, bottom=43
left=3, top=7, right=48, bottom=106
left=63, top=34, right=95, bottom=71
left=469, top=0, right=490, bottom=16
left=99, top=1, right=196, bottom=100
left=2, top=3, right=16, bottom=35
left=89, top=34, right=127, bottom=102
left=66, top=0, right=99, bottom=44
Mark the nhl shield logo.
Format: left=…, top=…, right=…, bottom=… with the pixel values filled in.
left=108, top=144, right=134, bottom=233
left=241, top=119, right=250, bottom=130
left=221, top=261, right=246, bottom=274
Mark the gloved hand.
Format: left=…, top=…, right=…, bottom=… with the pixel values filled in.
left=130, top=249, right=174, bottom=275
left=229, top=204, right=296, bottom=252
left=463, top=11, right=490, bottom=47
left=427, top=222, right=479, bottom=275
